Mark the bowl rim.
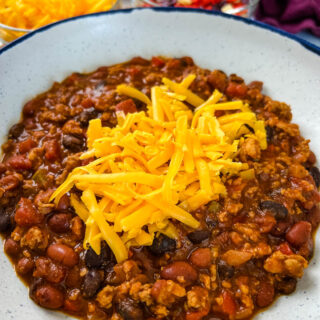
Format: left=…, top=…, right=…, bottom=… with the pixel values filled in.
left=0, top=7, right=320, bottom=56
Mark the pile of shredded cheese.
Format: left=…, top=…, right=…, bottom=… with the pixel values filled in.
left=50, top=74, right=267, bottom=263
left=0, top=0, right=116, bottom=30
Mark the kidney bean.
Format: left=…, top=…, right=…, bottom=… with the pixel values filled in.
left=217, top=260, right=235, bottom=279
left=8, top=123, right=24, bottom=138
left=7, top=155, right=32, bottom=171
left=62, top=134, right=84, bottom=152
left=117, top=298, right=143, bottom=320
left=307, top=151, right=316, bottom=165
left=65, top=267, right=81, bottom=288
left=189, top=248, right=211, bottom=268
left=4, top=238, right=20, bottom=256
left=256, top=282, right=275, bottom=307
left=276, top=276, right=297, bottom=294
left=56, top=194, right=70, bottom=211
left=180, top=56, right=194, bottom=66
left=286, top=221, right=312, bottom=247
left=48, top=213, right=70, bottom=233
left=47, top=244, right=79, bottom=267
left=47, top=263, right=67, bottom=284
left=34, top=285, right=64, bottom=309
left=44, top=140, right=60, bottom=162
left=15, top=198, right=43, bottom=227
left=129, top=57, right=149, bottom=66
left=207, top=70, right=228, bottom=92
left=0, top=213, right=12, bottom=232
left=161, top=261, right=198, bottom=283
left=307, top=205, right=320, bottom=228
left=148, top=234, right=176, bottom=255
left=221, top=290, right=236, bottom=316
left=260, top=200, right=288, bottom=221
left=19, top=138, right=36, bottom=154
left=0, top=175, right=20, bottom=192
left=64, top=297, right=85, bottom=313
left=16, top=257, right=34, bottom=275
left=82, top=269, right=103, bottom=298
left=309, top=166, right=320, bottom=188
left=115, top=99, right=137, bottom=115
left=23, top=100, right=38, bottom=117
left=34, top=257, right=67, bottom=284
left=187, top=230, right=211, bottom=244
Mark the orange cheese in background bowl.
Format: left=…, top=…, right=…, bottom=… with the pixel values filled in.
left=0, top=0, right=117, bottom=42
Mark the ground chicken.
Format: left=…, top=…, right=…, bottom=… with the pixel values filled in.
left=20, top=227, right=48, bottom=250
left=96, top=286, right=115, bottom=309
left=264, top=251, right=308, bottom=278
left=240, top=137, right=261, bottom=162
left=129, top=282, right=153, bottom=306
left=151, top=280, right=186, bottom=305
left=187, top=286, right=209, bottom=309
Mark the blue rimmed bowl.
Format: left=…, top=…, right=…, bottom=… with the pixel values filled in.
left=0, top=8, right=320, bottom=320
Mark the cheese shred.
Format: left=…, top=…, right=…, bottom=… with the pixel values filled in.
left=50, top=75, right=267, bottom=263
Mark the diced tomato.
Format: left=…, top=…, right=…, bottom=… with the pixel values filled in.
left=7, top=155, right=32, bottom=170
left=226, top=82, right=247, bottom=98
left=115, top=99, right=137, bottom=115
left=128, top=66, right=142, bottom=78
left=44, top=140, right=60, bottom=162
left=19, top=138, right=36, bottom=154
left=81, top=97, right=95, bottom=109
left=151, top=57, right=165, bottom=68
left=186, top=307, right=209, bottom=320
left=221, top=290, right=237, bottom=316
left=278, top=242, right=293, bottom=255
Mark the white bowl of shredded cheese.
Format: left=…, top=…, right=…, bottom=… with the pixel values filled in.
left=0, top=0, right=119, bottom=43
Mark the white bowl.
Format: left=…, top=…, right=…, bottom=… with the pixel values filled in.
left=0, top=8, right=320, bottom=320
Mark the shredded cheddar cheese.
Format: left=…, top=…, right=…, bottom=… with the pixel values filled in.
left=0, top=0, right=116, bottom=30
left=50, top=75, right=267, bottom=263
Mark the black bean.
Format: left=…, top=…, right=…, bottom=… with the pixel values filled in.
left=148, top=234, right=176, bottom=255
left=117, top=298, right=143, bottom=320
left=260, top=200, right=288, bottom=220
left=62, top=135, right=84, bottom=152
left=78, top=108, right=97, bottom=126
left=82, top=269, right=103, bottom=298
left=8, top=123, right=24, bottom=139
left=265, top=125, right=274, bottom=143
left=309, top=166, right=320, bottom=188
left=217, top=260, right=235, bottom=279
left=85, top=242, right=114, bottom=269
left=187, top=230, right=211, bottom=244
left=276, top=276, right=297, bottom=294
left=0, top=213, right=11, bottom=232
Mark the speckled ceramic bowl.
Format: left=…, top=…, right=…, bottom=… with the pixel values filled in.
left=0, top=8, right=320, bottom=320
